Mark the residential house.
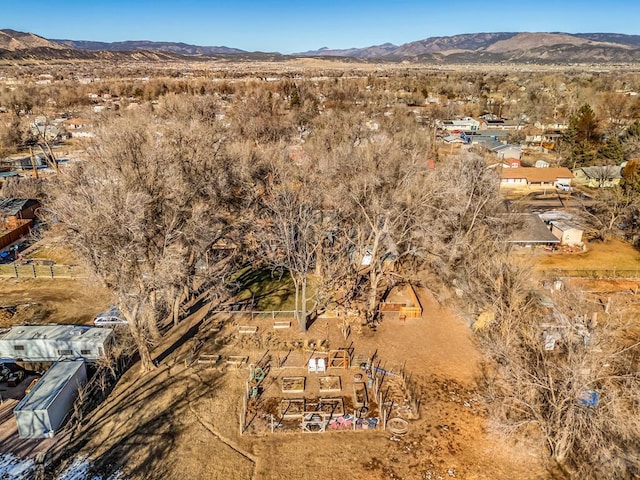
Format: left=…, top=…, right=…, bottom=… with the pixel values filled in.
left=466, top=130, right=509, bottom=145
left=443, top=134, right=468, bottom=145
left=490, top=144, right=523, bottom=161
left=63, top=118, right=88, bottom=130
left=437, top=117, right=480, bottom=132
left=500, top=167, right=574, bottom=189
left=480, top=118, right=525, bottom=130
left=534, top=121, right=569, bottom=131
left=573, top=165, right=623, bottom=188
left=501, top=159, right=521, bottom=168
left=524, top=130, right=563, bottom=151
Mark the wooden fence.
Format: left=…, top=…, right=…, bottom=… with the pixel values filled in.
left=0, top=263, right=86, bottom=279
left=0, top=220, right=33, bottom=250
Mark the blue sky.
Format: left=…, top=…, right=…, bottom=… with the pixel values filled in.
left=3, top=0, right=640, bottom=53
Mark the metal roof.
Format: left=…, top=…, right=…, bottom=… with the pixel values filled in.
left=0, top=324, right=112, bottom=343
left=14, top=360, right=85, bottom=412
left=508, top=214, right=560, bottom=244
left=0, top=198, right=39, bottom=216
left=550, top=221, right=582, bottom=232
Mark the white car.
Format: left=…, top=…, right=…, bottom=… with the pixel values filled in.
left=93, top=306, right=128, bottom=326
left=556, top=183, right=572, bottom=193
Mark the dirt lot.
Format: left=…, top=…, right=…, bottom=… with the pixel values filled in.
left=535, top=238, right=640, bottom=272
left=54, top=287, right=547, bottom=480
left=0, top=278, right=113, bottom=327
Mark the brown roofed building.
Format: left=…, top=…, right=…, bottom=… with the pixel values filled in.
left=500, top=167, right=573, bottom=189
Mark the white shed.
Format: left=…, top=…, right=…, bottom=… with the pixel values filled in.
left=550, top=221, right=583, bottom=246
left=14, top=360, right=87, bottom=438
left=0, top=325, right=113, bottom=362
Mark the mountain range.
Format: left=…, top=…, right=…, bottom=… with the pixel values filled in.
left=2, top=29, right=640, bottom=63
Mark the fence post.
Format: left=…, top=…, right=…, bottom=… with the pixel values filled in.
left=50, top=265, right=54, bottom=278
left=13, top=264, right=18, bottom=278
left=32, top=264, right=36, bottom=278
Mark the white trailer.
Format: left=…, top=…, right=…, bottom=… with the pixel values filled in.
left=14, top=359, right=87, bottom=438
left=0, top=325, right=113, bottom=362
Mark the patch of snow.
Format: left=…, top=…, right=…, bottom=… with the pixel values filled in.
left=0, top=454, right=124, bottom=480
left=57, top=458, right=124, bottom=480
left=0, top=454, right=35, bottom=480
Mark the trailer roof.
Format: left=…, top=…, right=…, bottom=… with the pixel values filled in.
left=0, top=324, right=112, bottom=343
left=15, top=360, right=85, bottom=412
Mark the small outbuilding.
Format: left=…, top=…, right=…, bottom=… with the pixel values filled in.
left=550, top=221, right=583, bottom=246
left=14, top=359, right=87, bottom=438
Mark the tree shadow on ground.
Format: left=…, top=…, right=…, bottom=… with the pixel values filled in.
left=53, top=364, right=224, bottom=479
left=230, top=268, right=295, bottom=311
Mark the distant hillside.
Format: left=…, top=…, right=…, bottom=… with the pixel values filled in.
left=2, top=29, right=640, bottom=64
left=296, top=43, right=398, bottom=59
left=0, top=46, right=187, bottom=62
left=297, top=32, right=640, bottom=63
left=573, top=33, right=640, bottom=48
left=54, top=39, right=246, bottom=55
left=0, top=29, right=279, bottom=62
left=0, top=29, right=65, bottom=51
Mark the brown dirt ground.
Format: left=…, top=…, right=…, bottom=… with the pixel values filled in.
left=0, top=277, right=113, bottom=327
left=56, top=287, right=548, bottom=480
left=26, top=244, right=80, bottom=265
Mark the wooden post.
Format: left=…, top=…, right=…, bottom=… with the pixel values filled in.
left=353, top=410, right=356, bottom=431
left=32, top=264, right=36, bottom=278
left=271, top=414, right=274, bottom=433
left=383, top=405, right=386, bottom=431
left=29, top=147, right=38, bottom=179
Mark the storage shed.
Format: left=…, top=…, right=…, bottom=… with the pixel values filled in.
left=0, top=325, right=113, bottom=362
left=550, top=221, right=583, bottom=246
left=14, top=360, right=87, bottom=438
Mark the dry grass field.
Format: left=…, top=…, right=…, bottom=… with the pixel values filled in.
left=535, top=238, right=640, bottom=272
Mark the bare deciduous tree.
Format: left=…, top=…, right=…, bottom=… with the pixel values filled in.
left=480, top=284, right=640, bottom=479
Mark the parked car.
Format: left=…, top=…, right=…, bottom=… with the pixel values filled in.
left=93, top=306, right=128, bottom=327
left=556, top=183, right=572, bottom=193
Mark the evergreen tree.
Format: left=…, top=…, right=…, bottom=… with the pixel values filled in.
left=598, top=136, right=624, bottom=164
left=563, top=104, right=601, bottom=167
